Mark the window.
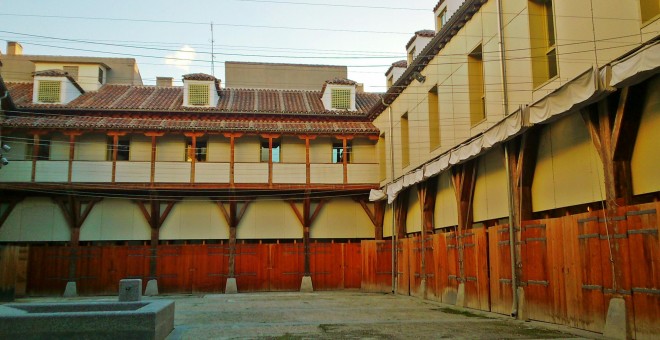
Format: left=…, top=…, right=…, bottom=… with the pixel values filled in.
left=401, top=112, right=410, bottom=168
left=63, top=66, right=79, bottom=81
left=428, top=85, right=440, bottom=149
left=468, top=44, right=485, bottom=126
left=260, top=139, right=281, bottom=163
left=529, top=0, right=558, bottom=87
left=106, top=137, right=130, bottom=161
left=37, top=80, right=61, bottom=103
left=331, top=88, right=351, bottom=110
left=188, top=84, right=210, bottom=106
left=26, top=137, right=50, bottom=160
left=332, top=141, right=351, bottom=163
left=98, top=68, right=105, bottom=84
left=185, top=137, right=207, bottom=162
left=437, top=8, right=448, bottom=31
left=640, top=0, right=660, bottom=22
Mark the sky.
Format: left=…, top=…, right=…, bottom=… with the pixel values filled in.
left=0, top=0, right=439, bottom=92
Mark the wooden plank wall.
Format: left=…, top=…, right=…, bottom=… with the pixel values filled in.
left=360, top=202, right=659, bottom=338
left=360, top=240, right=393, bottom=292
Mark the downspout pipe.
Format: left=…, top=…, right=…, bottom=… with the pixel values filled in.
left=382, top=97, right=397, bottom=294
left=497, top=0, right=518, bottom=317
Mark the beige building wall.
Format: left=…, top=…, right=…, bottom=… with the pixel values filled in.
left=282, top=136, right=305, bottom=163
left=207, top=135, right=231, bottom=163
left=0, top=197, right=69, bottom=242
left=75, top=134, right=106, bottom=161
left=531, top=112, right=605, bottom=212
left=225, top=62, right=347, bottom=91
left=49, top=134, right=69, bottom=161
left=310, top=137, right=333, bottom=163
left=80, top=199, right=151, bottom=241
left=130, top=135, right=152, bottom=161
left=631, top=75, right=660, bottom=195
left=473, top=148, right=509, bottom=222
left=156, top=135, right=184, bottom=162
left=406, top=187, right=422, bottom=234
left=238, top=199, right=302, bottom=239
left=160, top=199, right=229, bottom=240
left=383, top=204, right=394, bottom=238
left=1, top=133, right=29, bottom=160
left=352, top=138, right=376, bottom=163
left=435, top=171, right=458, bottom=228
left=235, top=135, right=260, bottom=163
left=312, top=198, right=374, bottom=238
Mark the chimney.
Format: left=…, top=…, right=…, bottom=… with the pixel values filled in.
left=7, top=42, right=23, bottom=56
left=156, top=77, right=173, bottom=87
left=356, top=83, right=364, bottom=93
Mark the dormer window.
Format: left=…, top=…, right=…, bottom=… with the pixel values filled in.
left=182, top=73, right=220, bottom=107
left=37, top=80, right=61, bottom=103
left=331, top=88, right=351, bottom=110
left=188, top=84, right=210, bottom=106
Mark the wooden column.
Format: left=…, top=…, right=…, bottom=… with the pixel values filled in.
left=223, top=133, right=243, bottom=187
left=215, top=198, right=252, bottom=278
left=335, top=135, right=354, bottom=184
left=505, top=132, right=540, bottom=285
left=451, top=161, right=477, bottom=281
left=417, top=176, right=438, bottom=286
left=144, top=132, right=164, bottom=185
left=63, top=131, right=83, bottom=183
left=298, top=135, right=316, bottom=185
left=107, top=132, right=127, bottom=183
left=261, top=134, right=280, bottom=187
left=357, top=198, right=386, bottom=240
left=28, top=131, right=48, bottom=182
left=53, top=196, right=100, bottom=283
left=581, top=85, right=645, bottom=292
left=136, top=199, right=176, bottom=280
left=289, top=197, right=326, bottom=276
left=184, top=132, right=204, bottom=184
left=394, top=191, right=409, bottom=239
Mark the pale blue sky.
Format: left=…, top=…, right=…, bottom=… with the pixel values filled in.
left=1, top=0, right=438, bottom=91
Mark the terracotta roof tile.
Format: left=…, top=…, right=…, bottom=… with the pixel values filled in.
left=182, top=73, right=217, bottom=81
left=433, top=0, right=446, bottom=12
left=6, top=82, right=381, bottom=117
left=385, top=60, right=408, bottom=76
left=325, top=78, right=357, bottom=85
left=1, top=114, right=378, bottom=135
left=406, top=30, right=436, bottom=49
left=34, top=69, right=69, bottom=77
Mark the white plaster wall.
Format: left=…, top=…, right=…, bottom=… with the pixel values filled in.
left=272, top=163, right=306, bottom=184
left=115, top=162, right=151, bottom=182
left=320, top=84, right=356, bottom=111
left=35, top=161, right=68, bottom=182
left=0, top=197, right=69, bottom=242
left=234, top=162, right=268, bottom=183
left=0, top=161, right=31, bottom=182
left=310, top=164, right=343, bottom=184
left=472, top=148, right=508, bottom=222
left=183, top=80, right=219, bottom=107
left=195, top=163, right=230, bottom=183
left=34, top=63, right=105, bottom=91
left=347, top=164, right=378, bottom=184
left=80, top=199, right=150, bottom=241
left=631, top=75, right=660, bottom=195
left=312, top=198, right=374, bottom=238
left=160, top=199, right=229, bottom=240
left=155, top=162, right=191, bottom=182
left=238, top=199, right=302, bottom=239
left=531, top=112, right=606, bottom=212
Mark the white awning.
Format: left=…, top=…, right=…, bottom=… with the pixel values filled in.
left=610, top=40, right=660, bottom=88
left=369, top=189, right=387, bottom=202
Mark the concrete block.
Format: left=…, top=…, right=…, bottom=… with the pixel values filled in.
left=516, top=287, right=528, bottom=321
left=419, top=279, right=427, bottom=299
left=144, top=279, right=159, bottom=296
left=225, top=278, right=238, bottom=294
left=603, top=297, right=627, bottom=340
left=63, top=281, right=77, bottom=297
left=300, top=276, right=313, bottom=292
left=119, top=279, right=142, bottom=302
left=455, top=283, right=466, bottom=307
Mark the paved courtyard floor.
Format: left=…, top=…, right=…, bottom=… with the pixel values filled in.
left=158, top=291, right=601, bottom=339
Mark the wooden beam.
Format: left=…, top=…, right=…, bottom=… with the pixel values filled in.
left=451, top=161, right=477, bottom=281
left=394, top=191, right=409, bottom=239
left=419, top=176, right=438, bottom=235
left=0, top=199, right=22, bottom=230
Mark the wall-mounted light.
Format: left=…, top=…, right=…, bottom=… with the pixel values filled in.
left=412, top=71, right=426, bottom=83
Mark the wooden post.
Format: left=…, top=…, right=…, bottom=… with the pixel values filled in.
left=144, top=132, right=164, bottom=185
left=298, top=135, right=316, bottom=185
left=135, top=198, right=176, bottom=283
left=215, top=198, right=252, bottom=279
left=289, top=197, right=327, bottom=277
left=107, top=132, right=127, bottom=183
left=184, top=132, right=204, bottom=184
left=223, top=133, right=243, bottom=187
left=417, top=176, right=438, bottom=290
left=356, top=198, right=386, bottom=240
left=261, top=134, right=280, bottom=187
left=394, top=191, right=409, bottom=239
left=451, top=161, right=477, bottom=282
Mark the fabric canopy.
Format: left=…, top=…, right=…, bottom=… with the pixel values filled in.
left=610, top=41, right=660, bottom=88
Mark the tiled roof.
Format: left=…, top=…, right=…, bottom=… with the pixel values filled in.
left=34, top=69, right=68, bottom=77
left=0, top=114, right=379, bottom=135
left=433, top=0, right=446, bottom=12
left=325, top=78, right=357, bottom=85
left=5, top=82, right=381, bottom=116
left=385, top=60, right=408, bottom=76
left=406, top=30, right=436, bottom=49
left=182, top=73, right=217, bottom=81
